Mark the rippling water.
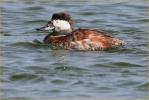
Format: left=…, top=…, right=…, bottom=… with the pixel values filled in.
left=1, top=0, right=148, bottom=100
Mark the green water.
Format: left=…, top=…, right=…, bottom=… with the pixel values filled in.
left=1, top=0, right=148, bottom=100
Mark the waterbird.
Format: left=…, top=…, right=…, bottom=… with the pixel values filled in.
left=36, top=12, right=125, bottom=51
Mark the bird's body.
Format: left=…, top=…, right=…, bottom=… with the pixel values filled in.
left=36, top=12, right=124, bottom=51
left=43, top=28, right=124, bottom=50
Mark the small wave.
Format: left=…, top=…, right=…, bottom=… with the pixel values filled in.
left=51, top=79, right=68, bottom=84
left=0, top=31, right=11, bottom=36
left=47, top=89, right=61, bottom=93
left=105, top=47, right=132, bottom=53
left=54, top=66, right=88, bottom=72
left=136, top=82, right=148, bottom=91
left=10, top=40, right=50, bottom=49
left=133, top=19, right=148, bottom=22
left=95, top=87, right=115, bottom=91
left=25, top=65, right=50, bottom=74
left=24, top=19, right=48, bottom=24
left=125, top=4, right=147, bottom=9
left=9, top=73, right=38, bottom=81
left=24, top=6, right=44, bottom=10
left=88, top=73, right=107, bottom=77
left=117, top=81, right=141, bottom=87
left=111, top=62, right=142, bottom=67
left=79, top=12, right=99, bottom=16
left=93, top=62, right=142, bottom=68
left=71, top=81, right=84, bottom=85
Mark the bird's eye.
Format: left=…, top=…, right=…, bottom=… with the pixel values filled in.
left=47, top=22, right=53, bottom=27
left=48, top=21, right=52, bottom=24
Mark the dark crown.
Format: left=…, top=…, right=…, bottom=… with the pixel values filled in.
left=51, top=12, right=73, bottom=25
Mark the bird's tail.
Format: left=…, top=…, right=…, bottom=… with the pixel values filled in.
left=111, top=38, right=125, bottom=46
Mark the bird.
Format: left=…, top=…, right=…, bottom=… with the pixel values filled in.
left=36, top=12, right=125, bottom=51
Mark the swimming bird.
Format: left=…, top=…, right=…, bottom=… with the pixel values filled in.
left=36, top=12, right=124, bottom=50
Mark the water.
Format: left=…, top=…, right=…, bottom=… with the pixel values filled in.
left=1, top=0, right=148, bottom=100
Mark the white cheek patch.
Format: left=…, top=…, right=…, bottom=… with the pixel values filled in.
left=52, top=20, right=71, bottom=31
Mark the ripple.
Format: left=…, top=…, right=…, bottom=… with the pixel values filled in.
left=136, top=83, right=148, bottom=91
left=51, top=79, right=68, bottom=84
left=24, top=19, right=48, bottom=24
left=26, top=66, right=50, bottom=74
left=93, top=62, right=142, bottom=68
left=95, top=87, right=114, bottom=91
left=71, top=81, right=84, bottom=85
left=111, top=62, right=142, bottom=67
left=91, top=86, right=116, bottom=93
left=54, top=66, right=88, bottom=72
left=24, top=6, right=44, bottom=11
left=117, top=81, right=141, bottom=87
left=53, top=65, right=89, bottom=76
left=48, top=89, right=61, bottom=93
left=9, top=73, right=38, bottom=81
left=0, top=31, right=11, bottom=36
left=88, top=73, right=107, bottom=77
left=122, top=28, right=144, bottom=33
left=105, top=47, right=133, bottom=54
left=10, top=40, right=50, bottom=49
left=134, top=19, right=148, bottom=22
left=121, top=70, right=139, bottom=76
left=79, top=12, right=98, bottom=16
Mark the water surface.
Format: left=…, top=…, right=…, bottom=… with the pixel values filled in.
left=1, top=0, right=148, bottom=100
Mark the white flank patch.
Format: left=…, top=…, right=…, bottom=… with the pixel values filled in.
left=52, top=20, right=71, bottom=32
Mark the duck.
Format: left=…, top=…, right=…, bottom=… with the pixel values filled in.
left=36, top=12, right=125, bottom=51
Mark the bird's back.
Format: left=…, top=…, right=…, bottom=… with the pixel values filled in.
left=44, top=28, right=124, bottom=50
